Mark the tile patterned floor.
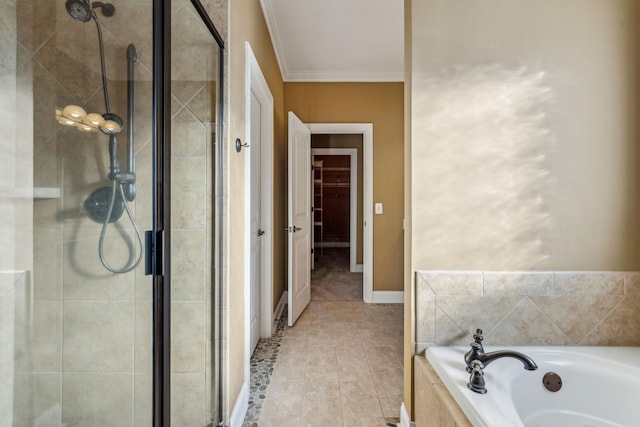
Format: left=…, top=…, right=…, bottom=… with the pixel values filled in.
left=243, top=249, right=403, bottom=426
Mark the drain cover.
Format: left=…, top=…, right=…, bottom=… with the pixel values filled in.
left=543, top=372, right=562, bottom=392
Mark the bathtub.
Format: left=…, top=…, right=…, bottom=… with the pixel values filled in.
left=425, top=346, right=640, bottom=427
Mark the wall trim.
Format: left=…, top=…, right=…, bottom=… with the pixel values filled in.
left=400, top=402, right=414, bottom=427
left=229, top=381, right=249, bottom=427
left=244, top=42, right=275, bottom=413
left=372, top=291, right=404, bottom=304
left=273, top=291, right=287, bottom=331
left=400, top=402, right=415, bottom=427
left=354, top=264, right=364, bottom=273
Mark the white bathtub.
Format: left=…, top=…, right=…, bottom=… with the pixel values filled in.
left=425, top=346, right=640, bottom=427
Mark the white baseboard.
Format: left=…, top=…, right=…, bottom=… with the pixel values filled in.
left=273, top=291, right=287, bottom=331
left=353, top=263, right=364, bottom=273
left=400, top=402, right=414, bottom=427
left=229, top=381, right=249, bottom=426
left=372, top=291, right=404, bottom=304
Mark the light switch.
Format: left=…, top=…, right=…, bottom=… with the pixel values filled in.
left=375, top=203, right=383, bottom=214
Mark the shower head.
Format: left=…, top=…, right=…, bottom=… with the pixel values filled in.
left=65, top=0, right=116, bottom=22
left=100, top=113, right=124, bottom=135
left=65, top=0, right=92, bottom=22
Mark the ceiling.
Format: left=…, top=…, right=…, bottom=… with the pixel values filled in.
left=259, top=0, right=404, bottom=82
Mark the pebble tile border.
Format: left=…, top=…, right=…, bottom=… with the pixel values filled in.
left=242, top=307, right=288, bottom=426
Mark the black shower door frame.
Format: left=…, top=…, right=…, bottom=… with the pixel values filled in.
left=151, top=0, right=225, bottom=426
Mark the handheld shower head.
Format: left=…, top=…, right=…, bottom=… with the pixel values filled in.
left=65, top=0, right=116, bottom=22
left=65, top=0, right=92, bottom=22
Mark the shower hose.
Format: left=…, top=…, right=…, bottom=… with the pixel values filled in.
left=98, top=179, right=144, bottom=274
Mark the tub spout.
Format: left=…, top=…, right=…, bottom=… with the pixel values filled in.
left=464, top=329, right=538, bottom=372
left=473, top=348, right=538, bottom=370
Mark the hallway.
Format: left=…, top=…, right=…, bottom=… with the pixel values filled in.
left=243, top=250, right=404, bottom=426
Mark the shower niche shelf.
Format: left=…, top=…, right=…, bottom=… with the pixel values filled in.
left=34, top=187, right=62, bottom=199
left=0, top=186, right=62, bottom=199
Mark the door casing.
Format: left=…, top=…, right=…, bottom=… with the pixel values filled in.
left=243, top=41, right=274, bottom=393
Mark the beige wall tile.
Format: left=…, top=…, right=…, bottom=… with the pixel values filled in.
left=134, top=300, right=152, bottom=372
left=436, top=295, right=523, bottom=338
left=420, top=272, right=483, bottom=296
left=171, top=301, right=205, bottom=372
left=13, top=372, right=61, bottom=426
left=490, top=298, right=571, bottom=345
left=171, top=372, right=205, bottom=427
left=434, top=307, right=468, bottom=346
left=134, top=373, right=152, bottom=427
left=171, top=229, right=206, bottom=300
left=62, top=373, right=132, bottom=427
left=483, top=272, right=553, bottom=296
left=415, top=274, right=435, bottom=344
left=33, top=228, right=62, bottom=300
left=171, top=157, right=206, bottom=228
left=529, top=295, right=622, bottom=343
left=554, top=272, right=625, bottom=295
left=417, top=270, right=640, bottom=348
left=171, top=107, right=206, bottom=157
left=581, top=297, right=640, bottom=345
left=32, top=300, right=61, bottom=372
left=62, top=228, right=134, bottom=301
left=63, top=301, right=133, bottom=372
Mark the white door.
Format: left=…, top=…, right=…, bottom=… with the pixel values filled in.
left=287, top=111, right=311, bottom=326
left=249, top=91, right=262, bottom=352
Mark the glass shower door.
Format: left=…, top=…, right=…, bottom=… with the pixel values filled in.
left=169, top=1, right=224, bottom=425
left=4, top=0, right=154, bottom=424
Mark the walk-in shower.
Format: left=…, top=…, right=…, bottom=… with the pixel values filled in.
left=57, top=0, right=142, bottom=273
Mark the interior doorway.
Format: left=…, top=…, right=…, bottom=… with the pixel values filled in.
left=307, top=124, right=373, bottom=302
left=311, top=149, right=359, bottom=273
left=310, top=139, right=363, bottom=302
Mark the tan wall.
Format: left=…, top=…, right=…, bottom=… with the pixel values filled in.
left=228, top=0, right=285, bottom=420
left=408, top=0, right=640, bottom=420
left=410, top=0, right=640, bottom=272
left=285, top=82, right=405, bottom=292
left=312, top=134, right=364, bottom=264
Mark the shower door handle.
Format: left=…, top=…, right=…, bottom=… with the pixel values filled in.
left=144, top=230, right=164, bottom=276
left=145, top=230, right=153, bottom=275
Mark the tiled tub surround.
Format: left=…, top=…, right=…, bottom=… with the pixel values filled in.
left=415, top=271, right=640, bottom=352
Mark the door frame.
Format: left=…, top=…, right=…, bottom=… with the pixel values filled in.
left=311, top=148, right=359, bottom=273
left=243, top=42, right=274, bottom=385
left=308, top=124, right=373, bottom=302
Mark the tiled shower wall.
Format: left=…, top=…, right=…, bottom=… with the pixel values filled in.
left=415, top=271, right=640, bottom=353
left=19, top=0, right=227, bottom=425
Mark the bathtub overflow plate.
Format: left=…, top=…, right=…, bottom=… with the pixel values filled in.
left=543, top=372, right=562, bottom=392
